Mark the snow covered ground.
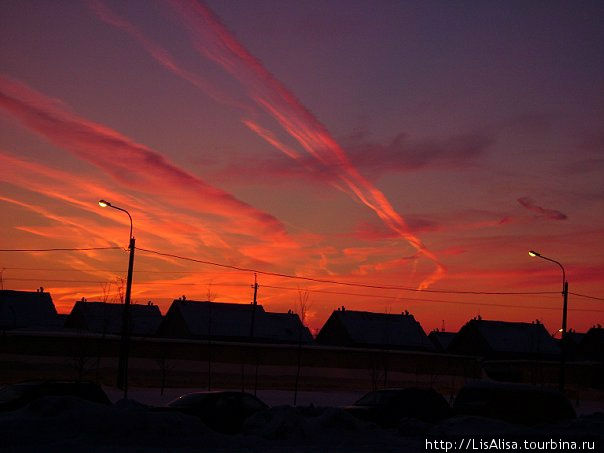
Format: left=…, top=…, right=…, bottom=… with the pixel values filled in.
left=104, top=385, right=603, bottom=416
left=1, top=389, right=602, bottom=453
left=103, top=386, right=367, bottom=409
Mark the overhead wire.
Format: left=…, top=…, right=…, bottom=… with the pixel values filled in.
left=1, top=266, right=244, bottom=275
left=569, top=292, right=604, bottom=301
left=3, top=277, right=250, bottom=287
left=260, top=284, right=604, bottom=313
left=2, top=245, right=602, bottom=302
left=0, top=247, right=123, bottom=252
left=5, top=276, right=601, bottom=312
left=135, top=247, right=561, bottom=296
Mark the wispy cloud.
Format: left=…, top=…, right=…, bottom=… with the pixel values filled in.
left=0, top=151, right=231, bottom=250
left=89, top=0, right=249, bottom=112
left=0, top=76, right=289, bottom=242
left=200, top=129, right=492, bottom=186
left=163, top=0, right=445, bottom=289
left=89, top=0, right=445, bottom=288
left=517, top=197, right=567, bottom=220
left=342, top=132, right=492, bottom=177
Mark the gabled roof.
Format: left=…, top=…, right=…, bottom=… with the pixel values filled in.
left=317, top=309, right=435, bottom=351
left=166, top=300, right=262, bottom=338
left=0, top=290, right=58, bottom=329
left=428, top=331, right=456, bottom=351
left=452, top=319, right=560, bottom=356
left=257, top=312, right=313, bottom=343
left=65, top=301, right=162, bottom=336
left=160, top=299, right=311, bottom=343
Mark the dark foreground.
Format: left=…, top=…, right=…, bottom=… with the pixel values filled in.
left=0, top=396, right=602, bottom=453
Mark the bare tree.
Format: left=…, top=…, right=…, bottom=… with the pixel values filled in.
left=112, top=276, right=125, bottom=303
left=296, top=287, right=311, bottom=327
left=100, top=281, right=112, bottom=303
left=206, top=282, right=217, bottom=302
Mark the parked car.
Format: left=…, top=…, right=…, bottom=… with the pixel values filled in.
left=163, top=391, right=269, bottom=434
left=453, top=381, right=576, bottom=425
left=342, top=387, right=452, bottom=427
left=0, top=380, right=111, bottom=411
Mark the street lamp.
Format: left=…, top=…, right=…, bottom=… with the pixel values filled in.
left=99, top=199, right=135, bottom=399
left=528, top=250, right=568, bottom=391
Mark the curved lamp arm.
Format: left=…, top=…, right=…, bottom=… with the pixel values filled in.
left=529, top=250, right=566, bottom=293
left=99, top=199, right=133, bottom=239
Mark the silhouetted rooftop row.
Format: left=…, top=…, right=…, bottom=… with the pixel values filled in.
left=1, top=289, right=602, bottom=362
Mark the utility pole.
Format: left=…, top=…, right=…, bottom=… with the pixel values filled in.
left=248, top=273, right=259, bottom=395
left=98, top=200, right=135, bottom=401
left=117, top=236, right=135, bottom=398
left=560, top=280, right=569, bottom=391
left=249, top=273, right=259, bottom=338
left=528, top=250, right=568, bottom=392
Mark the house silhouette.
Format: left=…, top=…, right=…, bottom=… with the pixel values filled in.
left=64, top=301, right=162, bottom=336
left=448, top=318, right=561, bottom=360
left=0, top=289, right=60, bottom=330
left=315, top=309, right=435, bottom=351
left=157, top=299, right=312, bottom=344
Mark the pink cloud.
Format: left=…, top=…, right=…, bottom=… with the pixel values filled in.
left=0, top=150, right=316, bottom=272
left=517, top=197, right=567, bottom=220
left=0, top=76, right=289, bottom=242
left=90, top=1, right=448, bottom=288
left=165, top=0, right=444, bottom=289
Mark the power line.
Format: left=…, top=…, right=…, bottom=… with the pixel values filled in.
left=569, top=292, right=604, bottom=301
left=262, top=284, right=604, bottom=313
left=7, top=276, right=600, bottom=312
left=0, top=247, right=123, bottom=252
left=7, top=267, right=603, bottom=304
left=3, top=278, right=250, bottom=287
left=0, top=266, right=245, bottom=275
left=4, top=278, right=115, bottom=284
left=3, top=246, right=601, bottom=301
left=135, top=247, right=559, bottom=297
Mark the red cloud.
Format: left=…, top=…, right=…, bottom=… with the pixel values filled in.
left=164, top=0, right=444, bottom=289
left=0, top=76, right=289, bottom=241
left=517, top=197, right=567, bottom=220
left=89, top=0, right=445, bottom=289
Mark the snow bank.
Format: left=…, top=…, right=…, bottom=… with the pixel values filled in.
left=244, top=405, right=376, bottom=441
left=1, top=396, right=600, bottom=453
left=0, top=396, right=224, bottom=452
left=242, top=405, right=422, bottom=452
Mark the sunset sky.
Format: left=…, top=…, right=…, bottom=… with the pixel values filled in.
left=1, top=0, right=602, bottom=334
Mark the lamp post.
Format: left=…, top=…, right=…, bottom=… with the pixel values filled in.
left=99, top=199, right=135, bottom=399
left=528, top=250, right=568, bottom=391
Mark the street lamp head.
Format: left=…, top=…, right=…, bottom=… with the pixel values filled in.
left=98, top=199, right=111, bottom=208
left=528, top=250, right=540, bottom=257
